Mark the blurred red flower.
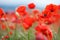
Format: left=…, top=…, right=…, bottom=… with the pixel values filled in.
left=0, top=8, right=5, bottom=18
left=16, top=6, right=27, bottom=16
left=4, top=35, right=9, bottom=39
left=23, top=15, right=35, bottom=26
left=1, top=24, right=6, bottom=30
left=9, top=26, right=15, bottom=30
left=22, top=22, right=30, bottom=30
left=45, top=4, right=58, bottom=13
left=28, top=3, right=35, bottom=9
left=35, top=32, right=48, bottom=40
left=16, top=6, right=26, bottom=12
left=9, top=31, right=13, bottom=35
left=35, top=24, right=53, bottom=40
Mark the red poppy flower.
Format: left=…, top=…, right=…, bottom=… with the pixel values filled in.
left=16, top=6, right=26, bottom=12
left=9, top=26, right=15, bottom=30
left=35, top=24, right=48, bottom=32
left=23, top=15, right=35, bottom=26
left=39, top=10, right=59, bottom=25
left=45, top=4, right=58, bottom=13
left=35, top=32, right=48, bottom=40
left=42, top=10, right=51, bottom=18
left=22, top=22, right=30, bottom=30
left=11, top=13, right=17, bottom=19
left=51, top=13, right=60, bottom=22
left=16, top=6, right=27, bottom=16
left=28, top=3, right=35, bottom=9
left=35, top=24, right=53, bottom=40
left=10, top=14, right=18, bottom=23
left=43, top=17, right=54, bottom=25
left=1, top=24, right=6, bottom=30
left=9, top=31, right=13, bottom=35
left=0, top=8, right=5, bottom=18
left=37, top=13, right=50, bottom=24
left=4, top=35, right=9, bottom=39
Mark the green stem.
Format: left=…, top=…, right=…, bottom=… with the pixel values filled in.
left=13, top=23, right=18, bottom=40
left=4, top=21, right=11, bottom=40
left=28, top=31, right=30, bottom=40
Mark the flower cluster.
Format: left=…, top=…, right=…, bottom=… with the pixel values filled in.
left=0, top=3, right=60, bottom=40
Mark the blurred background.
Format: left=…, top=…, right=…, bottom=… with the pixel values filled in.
left=0, top=0, right=60, bottom=11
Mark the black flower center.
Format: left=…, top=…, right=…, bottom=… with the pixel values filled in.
left=50, top=9, right=54, bottom=12
left=44, top=14, right=47, bottom=17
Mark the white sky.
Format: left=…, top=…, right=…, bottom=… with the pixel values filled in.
left=0, top=0, right=60, bottom=5
left=0, top=0, right=60, bottom=11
